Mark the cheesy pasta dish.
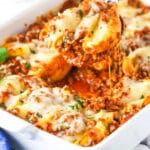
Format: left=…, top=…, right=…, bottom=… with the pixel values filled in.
left=0, top=0, right=150, bottom=147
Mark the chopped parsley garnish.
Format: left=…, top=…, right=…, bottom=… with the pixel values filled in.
left=29, top=119, right=34, bottom=124
left=69, top=99, right=83, bottom=111
left=136, top=21, right=140, bottom=28
left=20, top=90, right=25, bottom=94
left=59, top=29, right=62, bottom=32
left=87, top=116, right=94, bottom=119
left=0, top=47, right=8, bottom=63
left=0, top=103, right=6, bottom=108
left=78, top=9, right=84, bottom=18
left=65, top=36, right=70, bottom=41
left=75, top=103, right=79, bottom=110
left=76, top=99, right=83, bottom=107
left=36, top=112, right=42, bottom=118
left=69, top=105, right=75, bottom=110
left=68, top=95, right=84, bottom=110
left=69, top=103, right=80, bottom=110
left=25, top=63, right=31, bottom=69
left=30, top=49, right=36, bottom=54
left=74, top=95, right=80, bottom=101
left=60, top=124, right=63, bottom=130
left=74, top=95, right=83, bottom=107
left=140, top=94, right=145, bottom=99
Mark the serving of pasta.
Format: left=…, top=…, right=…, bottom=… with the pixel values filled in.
left=0, top=0, right=150, bottom=147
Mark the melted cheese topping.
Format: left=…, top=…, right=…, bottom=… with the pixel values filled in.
left=123, top=77, right=150, bottom=102
left=125, top=12, right=150, bottom=37
left=123, top=46, right=150, bottom=75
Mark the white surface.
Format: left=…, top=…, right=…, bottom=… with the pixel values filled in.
left=141, top=0, right=150, bottom=5
left=0, top=0, right=150, bottom=150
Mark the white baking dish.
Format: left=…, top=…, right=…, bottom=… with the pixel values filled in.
left=0, top=106, right=150, bottom=150
left=0, top=0, right=150, bottom=150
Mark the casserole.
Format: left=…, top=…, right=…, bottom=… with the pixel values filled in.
left=0, top=0, right=149, bottom=149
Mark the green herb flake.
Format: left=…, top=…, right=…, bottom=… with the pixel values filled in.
left=0, top=103, right=6, bottom=108
left=59, top=29, right=62, bottom=32
left=69, top=103, right=80, bottom=111
left=30, top=49, right=36, bottom=54
left=36, top=112, right=42, bottom=118
left=87, top=115, right=94, bottom=119
left=60, top=124, right=63, bottom=130
left=78, top=9, right=84, bottom=18
left=20, top=90, right=25, bottom=94
left=136, top=21, right=140, bottom=28
left=74, top=95, right=83, bottom=107
left=69, top=105, right=75, bottom=110
left=74, top=95, right=80, bottom=101
left=140, top=94, right=145, bottom=99
left=25, top=63, right=31, bottom=69
left=75, top=103, right=79, bottom=110
left=76, top=99, right=83, bottom=107
left=65, top=36, right=70, bottom=41
left=0, top=47, right=8, bottom=63
left=29, top=119, right=33, bottom=124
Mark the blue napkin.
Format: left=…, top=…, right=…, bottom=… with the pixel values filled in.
left=0, top=129, right=11, bottom=150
